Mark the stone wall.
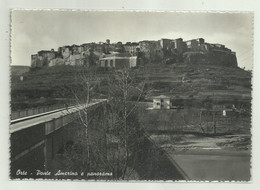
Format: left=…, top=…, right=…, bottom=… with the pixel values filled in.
left=183, top=49, right=238, bottom=67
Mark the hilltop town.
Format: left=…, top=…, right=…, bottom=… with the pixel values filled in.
left=11, top=37, right=247, bottom=113
left=31, top=38, right=238, bottom=69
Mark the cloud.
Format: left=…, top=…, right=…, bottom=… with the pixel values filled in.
left=11, top=32, right=32, bottom=65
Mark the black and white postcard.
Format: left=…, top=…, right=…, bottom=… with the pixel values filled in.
left=9, top=10, right=253, bottom=182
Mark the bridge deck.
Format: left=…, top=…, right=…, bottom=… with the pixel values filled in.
left=10, top=100, right=106, bottom=134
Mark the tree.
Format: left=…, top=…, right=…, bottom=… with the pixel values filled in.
left=107, top=67, right=148, bottom=179
left=57, top=65, right=149, bottom=180
left=59, top=65, right=112, bottom=176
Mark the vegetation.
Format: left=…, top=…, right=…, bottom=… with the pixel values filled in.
left=50, top=67, right=148, bottom=179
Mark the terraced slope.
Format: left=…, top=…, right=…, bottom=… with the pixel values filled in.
left=11, top=63, right=252, bottom=110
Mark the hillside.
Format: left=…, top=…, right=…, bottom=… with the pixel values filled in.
left=11, top=65, right=30, bottom=76
left=140, top=63, right=251, bottom=104
left=11, top=63, right=251, bottom=111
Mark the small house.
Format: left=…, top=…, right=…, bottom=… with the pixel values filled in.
left=153, top=95, right=171, bottom=109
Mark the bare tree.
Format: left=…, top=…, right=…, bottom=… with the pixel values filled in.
left=59, top=65, right=110, bottom=175
left=107, top=67, right=148, bottom=179
left=58, top=65, right=149, bottom=179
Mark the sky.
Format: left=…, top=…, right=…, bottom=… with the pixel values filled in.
left=11, top=11, right=253, bottom=70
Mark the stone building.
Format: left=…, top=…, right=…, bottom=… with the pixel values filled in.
left=99, top=54, right=137, bottom=69
left=68, top=54, right=85, bottom=66
left=159, top=38, right=185, bottom=63
left=38, top=50, right=56, bottom=60
left=61, top=46, right=72, bottom=59
left=49, top=58, right=65, bottom=67
left=94, top=43, right=105, bottom=54
left=31, top=49, right=57, bottom=68
left=124, top=42, right=140, bottom=56
left=173, top=38, right=185, bottom=54
left=80, top=43, right=92, bottom=51
left=159, top=38, right=185, bottom=54
left=160, top=38, right=174, bottom=51
left=31, top=54, right=39, bottom=68
left=184, top=38, right=205, bottom=52
left=71, top=44, right=84, bottom=55
left=139, top=40, right=163, bottom=61
left=114, top=42, right=124, bottom=53
left=185, top=39, right=199, bottom=51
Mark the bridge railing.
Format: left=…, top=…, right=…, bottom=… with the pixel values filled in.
left=45, top=111, right=80, bottom=135
left=10, top=99, right=108, bottom=121
left=11, top=104, right=70, bottom=120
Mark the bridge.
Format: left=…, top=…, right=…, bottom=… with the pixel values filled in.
left=10, top=99, right=189, bottom=180
left=10, top=99, right=108, bottom=179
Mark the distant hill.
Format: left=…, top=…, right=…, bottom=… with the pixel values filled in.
left=11, top=65, right=30, bottom=76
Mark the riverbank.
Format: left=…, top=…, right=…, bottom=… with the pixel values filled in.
left=149, top=133, right=251, bottom=181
